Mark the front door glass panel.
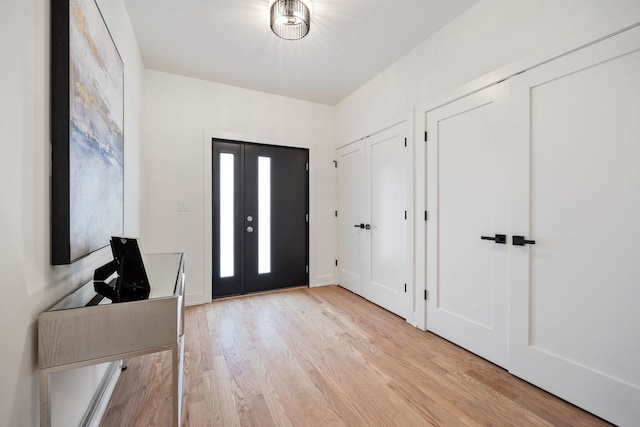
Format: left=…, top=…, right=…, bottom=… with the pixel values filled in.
left=219, top=152, right=235, bottom=278
left=258, top=156, right=271, bottom=274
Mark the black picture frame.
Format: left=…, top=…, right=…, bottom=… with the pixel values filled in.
left=51, top=0, right=124, bottom=265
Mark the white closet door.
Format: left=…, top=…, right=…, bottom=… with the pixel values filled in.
left=509, top=25, right=640, bottom=426
left=336, top=123, right=411, bottom=320
left=365, top=125, right=410, bottom=319
left=426, top=84, right=510, bottom=368
left=336, top=142, right=366, bottom=295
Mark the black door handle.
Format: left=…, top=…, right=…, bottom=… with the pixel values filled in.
left=512, top=235, right=535, bottom=246
left=354, top=223, right=364, bottom=229
left=481, top=234, right=506, bottom=244
left=364, top=224, right=371, bottom=230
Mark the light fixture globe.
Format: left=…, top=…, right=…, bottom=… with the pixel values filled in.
left=270, top=0, right=311, bottom=40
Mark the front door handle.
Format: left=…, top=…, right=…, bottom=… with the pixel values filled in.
left=512, top=235, right=535, bottom=246
left=481, top=234, right=506, bottom=244
left=354, top=223, right=364, bottom=229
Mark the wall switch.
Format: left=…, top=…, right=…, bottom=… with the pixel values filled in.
left=176, top=201, right=189, bottom=212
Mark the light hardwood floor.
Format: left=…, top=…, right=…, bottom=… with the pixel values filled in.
left=101, top=285, right=610, bottom=426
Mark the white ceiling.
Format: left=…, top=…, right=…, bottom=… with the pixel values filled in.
left=124, top=0, right=479, bottom=105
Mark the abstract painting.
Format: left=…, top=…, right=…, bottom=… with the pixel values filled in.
left=51, top=0, right=124, bottom=264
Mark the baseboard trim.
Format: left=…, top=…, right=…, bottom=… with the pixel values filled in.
left=80, top=361, right=122, bottom=427
left=311, top=275, right=334, bottom=287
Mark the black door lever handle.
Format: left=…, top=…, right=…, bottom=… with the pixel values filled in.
left=481, top=234, right=506, bottom=244
left=512, top=235, right=535, bottom=246
left=354, top=223, right=364, bottom=229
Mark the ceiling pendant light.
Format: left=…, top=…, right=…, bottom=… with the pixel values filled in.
left=270, top=0, right=311, bottom=40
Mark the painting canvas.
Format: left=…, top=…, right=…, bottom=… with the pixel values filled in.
left=51, top=0, right=124, bottom=264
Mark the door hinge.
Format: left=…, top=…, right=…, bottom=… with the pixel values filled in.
left=306, top=265, right=309, bottom=274
left=425, top=131, right=428, bottom=142
left=305, top=162, right=309, bottom=171
left=425, top=211, right=429, bottom=221
left=333, top=160, right=338, bottom=168
left=404, top=137, right=407, bottom=147
left=335, top=259, right=338, bottom=266
left=424, top=289, right=428, bottom=301
left=306, top=213, right=309, bottom=222
left=404, top=210, right=407, bottom=220
left=335, top=210, right=338, bottom=217
left=404, top=283, right=407, bottom=293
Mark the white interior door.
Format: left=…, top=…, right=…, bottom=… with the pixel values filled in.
left=336, top=123, right=411, bottom=319
left=336, top=142, right=365, bottom=295
left=509, top=25, right=640, bottom=426
left=426, top=84, right=510, bottom=368
left=365, top=125, right=410, bottom=319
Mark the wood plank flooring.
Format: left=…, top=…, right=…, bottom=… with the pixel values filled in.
left=101, top=286, right=610, bottom=426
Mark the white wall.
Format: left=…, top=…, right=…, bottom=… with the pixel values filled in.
left=335, top=0, right=640, bottom=143
left=142, top=70, right=335, bottom=305
left=0, top=0, right=145, bottom=425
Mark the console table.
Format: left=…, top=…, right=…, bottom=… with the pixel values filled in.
left=38, top=253, right=185, bottom=427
